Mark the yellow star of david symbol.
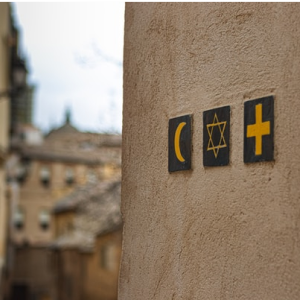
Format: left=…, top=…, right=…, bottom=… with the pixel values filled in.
left=206, top=113, right=227, bottom=158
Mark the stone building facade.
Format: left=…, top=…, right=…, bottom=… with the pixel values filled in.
left=6, top=114, right=122, bottom=300
left=0, top=3, right=11, bottom=297
left=52, top=178, right=122, bottom=300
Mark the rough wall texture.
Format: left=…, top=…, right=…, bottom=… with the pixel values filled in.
left=120, top=3, right=300, bottom=300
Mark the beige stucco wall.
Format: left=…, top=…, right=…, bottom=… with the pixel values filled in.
left=120, top=3, right=300, bottom=300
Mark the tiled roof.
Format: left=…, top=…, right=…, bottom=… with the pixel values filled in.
left=52, top=180, right=98, bottom=214
left=46, top=123, right=79, bottom=136
left=20, top=131, right=122, bottom=165
left=51, top=176, right=122, bottom=251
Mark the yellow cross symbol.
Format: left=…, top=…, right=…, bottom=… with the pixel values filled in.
left=247, top=103, right=270, bottom=156
left=207, top=113, right=227, bottom=158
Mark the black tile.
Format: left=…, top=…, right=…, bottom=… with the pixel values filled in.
left=244, top=96, right=274, bottom=163
left=203, top=106, right=230, bottom=167
left=168, top=115, right=192, bottom=172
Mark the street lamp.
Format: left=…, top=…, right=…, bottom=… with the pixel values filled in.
left=0, top=58, right=27, bottom=99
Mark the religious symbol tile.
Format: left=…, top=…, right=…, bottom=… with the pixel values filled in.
left=168, top=115, right=192, bottom=172
left=244, top=96, right=274, bottom=163
left=203, top=106, right=230, bottom=167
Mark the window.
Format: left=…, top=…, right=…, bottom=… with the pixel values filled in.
left=65, top=167, right=75, bottom=185
left=40, top=166, right=50, bottom=187
left=99, top=243, right=115, bottom=271
left=13, top=207, right=25, bottom=230
left=87, top=169, right=97, bottom=182
left=39, top=209, right=50, bottom=230
left=16, top=164, right=27, bottom=184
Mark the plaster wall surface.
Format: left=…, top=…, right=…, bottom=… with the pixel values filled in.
left=120, top=3, right=300, bottom=300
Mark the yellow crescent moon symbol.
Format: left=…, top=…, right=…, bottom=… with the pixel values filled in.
left=174, top=122, right=186, bottom=162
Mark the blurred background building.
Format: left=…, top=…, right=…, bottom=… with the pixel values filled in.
left=6, top=112, right=122, bottom=300
left=0, top=3, right=123, bottom=300
left=0, top=3, right=11, bottom=299
left=52, top=179, right=122, bottom=300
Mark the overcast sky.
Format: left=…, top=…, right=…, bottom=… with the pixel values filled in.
left=12, top=2, right=125, bottom=134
